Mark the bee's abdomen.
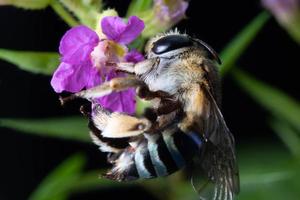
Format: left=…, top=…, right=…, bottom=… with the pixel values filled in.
left=104, top=125, right=201, bottom=181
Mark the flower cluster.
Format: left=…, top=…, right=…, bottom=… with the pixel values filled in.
left=51, top=16, right=145, bottom=114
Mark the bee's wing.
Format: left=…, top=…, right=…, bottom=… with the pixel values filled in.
left=191, top=87, right=239, bottom=200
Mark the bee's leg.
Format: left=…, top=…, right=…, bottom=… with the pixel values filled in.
left=136, top=85, right=171, bottom=100
left=156, top=99, right=181, bottom=115
left=91, top=104, right=152, bottom=138
left=115, top=62, right=135, bottom=74
left=117, top=58, right=160, bottom=76
left=60, top=76, right=144, bottom=104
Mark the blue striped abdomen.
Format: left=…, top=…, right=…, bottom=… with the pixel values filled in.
left=104, top=124, right=202, bottom=181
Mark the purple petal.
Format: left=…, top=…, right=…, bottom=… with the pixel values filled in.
left=99, top=89, right=136, bottom=114
left=59, top=25, right=99, bottom=64
left=101, top=16, right=127, bottom=42
left=50, top=61, right=100, bottom=93
left=125, top=49, right=145, bottom=63
left=117, top=16, right=145, bottom=44
left=97, top=69, right=136, bottom=114
left=101, top=16, right=145, bottom=44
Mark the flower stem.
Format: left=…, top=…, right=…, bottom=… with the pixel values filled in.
left=50, top=0, right=79, bottom=27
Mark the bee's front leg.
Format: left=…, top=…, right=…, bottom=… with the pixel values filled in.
left=117, top=58, right=160, bottom=76
left=60, top=76, right=144, bottom=104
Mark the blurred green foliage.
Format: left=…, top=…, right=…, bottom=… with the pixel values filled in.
left=0, top=117, right=89, bottom=142
left=0, top=0, right=299, bottom=200
left=220, top=12, right=270, bottom=76
left=0, top=49, right=59, bottom=75
left=28, top=154, right=86, bottom=200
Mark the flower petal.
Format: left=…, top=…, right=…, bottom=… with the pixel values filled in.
left=117, top=16, right=145, bottom=44
left=59, top=25, right=99, bottom=64
left=99, top=89, right=136, bottom=114
left=125, top=49, right=145, bottom=63
left=101, top=16, right=145, bottom=44
left=50, top=61, right=100, bottom=93
left=101, top=16, right=127, bottom=42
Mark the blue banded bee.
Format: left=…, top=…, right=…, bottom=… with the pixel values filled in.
left=63, top=31, right=240, bottom=200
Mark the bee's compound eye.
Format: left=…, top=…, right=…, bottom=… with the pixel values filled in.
left=152, top=35, right=193, bottom=54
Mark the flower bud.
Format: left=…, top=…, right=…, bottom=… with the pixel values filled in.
left=262, top=0, right=300, bottom=43
left=142, top=0, right=188, bottom=37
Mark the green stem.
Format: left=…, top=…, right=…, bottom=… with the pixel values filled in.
left=269, top=118, right=300, bottom=158
left=220, top=12, right=270, bottom=76
left=50, top=0, right=79, bottom=27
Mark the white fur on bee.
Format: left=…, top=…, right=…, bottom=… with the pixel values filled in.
left=143, top=66, right=182, bottom=95
left=89, top=131, right=120, bottom=153
left=109, top=150, right=135, bottom=178
left=91, top=105, right=110, bottom=131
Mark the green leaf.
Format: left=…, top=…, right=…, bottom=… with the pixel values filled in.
left=232, top=69, right=300, bottom=132
left=237, top=139, right=300, bottom=199
left=50, top=1, right=79, bottom=27
left=220, top=12, right=270, bottom=76
left=126, top=0, right=152, bottom=17
left=0, top=49, right=59, bottom=75
left=269, top=118, right=300, bottom=158
left=28, top=154, right=86, bottom=200
left=0, top=117, right=90, bottom=142
left=0, top=0, right=51, bottom=9
left=58, top=0, right=101, bottom=28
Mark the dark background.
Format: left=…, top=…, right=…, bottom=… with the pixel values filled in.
left=0, top=0, right=299, bottom=199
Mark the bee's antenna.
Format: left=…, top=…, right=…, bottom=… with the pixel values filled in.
left=192, top=38, right=222, bottom=65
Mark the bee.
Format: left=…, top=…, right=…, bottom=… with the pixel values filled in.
left=62, top=31, right=240, bottom=200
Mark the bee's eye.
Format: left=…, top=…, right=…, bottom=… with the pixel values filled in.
left=152, top=35, right=193, bottom=54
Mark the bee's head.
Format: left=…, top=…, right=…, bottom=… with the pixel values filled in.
left=145, top=32, right=221, bottom=64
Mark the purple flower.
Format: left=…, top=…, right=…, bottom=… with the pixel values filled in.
left=51, top=16, right=145, bottom=114
left=51, top=26, right=100, bottom=93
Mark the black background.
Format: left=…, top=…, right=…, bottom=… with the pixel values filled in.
left=0, top=0, right=299, bottom=199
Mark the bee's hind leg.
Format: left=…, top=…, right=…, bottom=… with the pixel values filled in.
left=90, top=103, right=153, bottom=138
